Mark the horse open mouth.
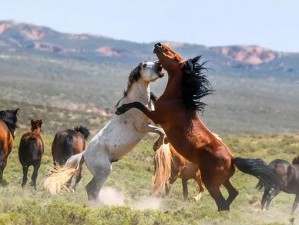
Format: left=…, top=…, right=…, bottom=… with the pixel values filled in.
left=153, top=43, right=163, bottom=54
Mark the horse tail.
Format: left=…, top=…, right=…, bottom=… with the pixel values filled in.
left=43, top=152, right=84, bottom=195
left=232, top=157, right=282, bottom=188
left=152, top=143, right=172, bottom=195
left=27, top=137, right=40, bottom=161
left=62, top=135, right=74, bottom=163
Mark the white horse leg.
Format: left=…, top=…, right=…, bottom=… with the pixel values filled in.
left=147, top=124, right=164, bottom=136
left=84, top=147, right=112, bottom=202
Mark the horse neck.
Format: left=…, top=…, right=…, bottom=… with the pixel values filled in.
left=161, top=71, right=183, bottom=99
left=32, top=128, right=41, bottom=135
left=124, top=80, right=150, bottom=104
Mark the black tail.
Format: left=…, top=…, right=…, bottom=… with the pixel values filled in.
left=28, top=137, right=41, bottom=161
left=62, top=135, right=74, bottom=164
left=233, top=157, right=281, bottom=188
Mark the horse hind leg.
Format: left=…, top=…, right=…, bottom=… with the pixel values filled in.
left=193, top=171, right=205, bottom=202
left=31, top=163, right=40, bottom=190
left=223, top=180, right=239, bottom=206
left=182, top=178, right=188, bottom=200
left=264, top=188, right=280, bottom=211
left=86, top=166, right=112, bottom=202
left=21, top=165, right=29, bottom=188
left=206, top=183, right=229, bottom=211
left=291, top=193, right=299, bottom=214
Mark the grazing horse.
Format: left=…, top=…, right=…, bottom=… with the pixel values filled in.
left=256, top=156, right=299, bottom=214
left=0, top=109, right=19, bottom=184
left=152, top=135, right=205, bottom=201
left=44, top=60, right=164, bottom=201
left=116, top=43, right=281, bottom=211
left=18, top=120, right=44, bottom=189
left=51, top=126, right=90, bottom=188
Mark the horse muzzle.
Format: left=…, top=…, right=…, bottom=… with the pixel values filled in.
left=153, top=43, right=163, bottom=54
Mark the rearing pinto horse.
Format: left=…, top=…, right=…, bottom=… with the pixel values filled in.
left=116, top=43, right=281, bottom=211
left=0, top=108, right=19, bottom=184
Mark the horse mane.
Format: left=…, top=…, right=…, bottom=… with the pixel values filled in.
left=74, top=126, right=90, bottom=140
left=0, top=109, right=18, bottom=136
left=181, top=56, right=214, bottom=112
left=115, top=64, right=141, bottom=107
left=292, top=156, right=299, bottom=165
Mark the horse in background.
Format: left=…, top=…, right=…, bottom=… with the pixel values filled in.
left=256, top=156, right=299, bottom=214
left=152, top=135, right=205, bottom=201
left=44, top=60, right=165, bottom=201
left=18, top=119, right=44, bottom=189
left=116, top=43, right=281, bottom=211
left=0, top=108, right=19, bottom=184
left=51, top=126, right=90, bottom=189
left=51, top=126, right=90, bottom=166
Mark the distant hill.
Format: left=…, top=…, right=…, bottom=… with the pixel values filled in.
left=0, top=20, right=298, bottom=134
left=0, top=20, right=298, bottom=80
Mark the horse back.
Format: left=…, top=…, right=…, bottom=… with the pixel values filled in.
left=19, top=132, right=44, bottom=165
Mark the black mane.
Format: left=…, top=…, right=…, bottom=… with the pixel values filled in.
left=0, top=109, right=19, bottom=136
left=74, top=125, right=90, bottom=140
left=181, top=56, right=213, bottom=112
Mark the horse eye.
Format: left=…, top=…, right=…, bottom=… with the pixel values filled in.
left=143, top=63, right=147, bottom=68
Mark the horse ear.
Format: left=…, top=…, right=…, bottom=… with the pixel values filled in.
left=15, top=108, right=20, bottom=115
left=191, top=56, right=201, bottom=64
left=31, top=120, right=34, bottom=126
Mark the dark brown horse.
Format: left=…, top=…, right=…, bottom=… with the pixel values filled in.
left=18, top=120, right=44, bottom=189
left=116, top=43, right=281, bottom=211
left=0, top=108, right=19, bottom=184
left=51, top=126, right=90, bottom=166
left=152, top=135, right=205, bottom=201
left=256, top=156, right=299, bottom=214
left=51, top=126, right=90, bottom=189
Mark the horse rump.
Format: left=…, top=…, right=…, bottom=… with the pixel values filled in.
left=232, top=157, right=282, bottom=189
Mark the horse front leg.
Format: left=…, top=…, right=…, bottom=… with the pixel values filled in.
left=116, top=102, right=161, bottom=124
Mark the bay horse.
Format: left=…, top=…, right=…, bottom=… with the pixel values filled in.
left=18, top=119, right=44, bottom=189
left=0, top=108, right=19, bottom=184
left=256, top=156, right=299, bottom=214
left=116, top=43, right=281, bottom=211
left=152, top=135, right=205, bottom=201
left=51, top=126, right=90, bottom=166
left=51, top=126, right=90, bottom=189
left=44, top=60, right=165, bottom=201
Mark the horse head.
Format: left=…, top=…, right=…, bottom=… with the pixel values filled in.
left=153, top=43, right=185, bottom=73
left=133, top=61, right=164, bottom=83
left=0, top=108, right=19, bottom=137
left=31, top=119, right=42, bottom=133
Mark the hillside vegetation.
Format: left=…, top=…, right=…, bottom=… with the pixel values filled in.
left=0, top=134, right=298, bottom=225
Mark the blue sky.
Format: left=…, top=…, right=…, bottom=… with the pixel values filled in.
left=1, top=0, right=298, bottom=52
